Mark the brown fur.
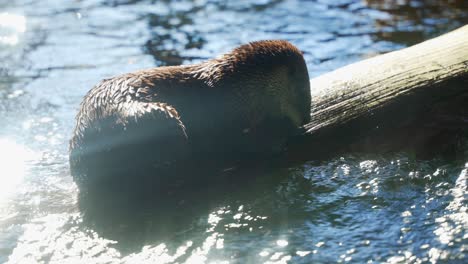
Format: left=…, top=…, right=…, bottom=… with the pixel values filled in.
left=70, top=40, right=311, bottom=188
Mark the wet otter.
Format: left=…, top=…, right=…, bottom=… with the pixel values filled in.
left=70, top=40, right=311, bottom=189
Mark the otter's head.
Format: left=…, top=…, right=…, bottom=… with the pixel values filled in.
left=201, top=40, right=311, bottom=152
left=225, top=40, right=310, bottom=129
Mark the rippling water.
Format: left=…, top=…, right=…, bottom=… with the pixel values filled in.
left=0, top=0, right=467, bottom=263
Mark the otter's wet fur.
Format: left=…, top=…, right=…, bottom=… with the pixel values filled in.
left=70, top=40, right=311, bottom=189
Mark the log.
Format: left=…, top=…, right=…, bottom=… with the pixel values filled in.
left=287, top=25, right=468, bottom=159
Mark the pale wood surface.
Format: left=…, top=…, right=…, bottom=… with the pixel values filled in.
left=306, top=25, right=468, bottom=134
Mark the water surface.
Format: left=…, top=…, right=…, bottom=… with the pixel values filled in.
left=0, top=0, right=467, bottom=263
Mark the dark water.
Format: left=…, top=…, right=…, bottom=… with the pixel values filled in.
left=1, top=0, right=467, bottom=263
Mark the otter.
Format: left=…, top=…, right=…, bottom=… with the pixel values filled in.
left=70, top=40, right=311, bottom=189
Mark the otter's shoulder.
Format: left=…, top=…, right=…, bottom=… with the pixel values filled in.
left=70, top=71, right=186, bottom=150
left=76, top=68, right=181, bottom=118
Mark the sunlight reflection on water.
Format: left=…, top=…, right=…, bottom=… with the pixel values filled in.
left=0, top=138, right=37, bottom=204
left=431, top=163, right=468, bottom=262
left=0, top=13, right=26, bottom=46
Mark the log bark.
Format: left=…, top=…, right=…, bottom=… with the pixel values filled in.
left=287, top=25, right=468, bottom=159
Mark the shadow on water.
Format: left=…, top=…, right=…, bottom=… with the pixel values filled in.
left=77, top=161, right=296, bottom=254
left=74, top=142, right=468, bottom=262
left=76, top=119, right=468, bottom=256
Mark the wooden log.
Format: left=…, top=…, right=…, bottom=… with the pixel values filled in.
left=287, top=25, right=468, bottom=159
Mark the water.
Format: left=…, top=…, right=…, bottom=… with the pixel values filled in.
left=1, top=0, right=467, bottom=263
